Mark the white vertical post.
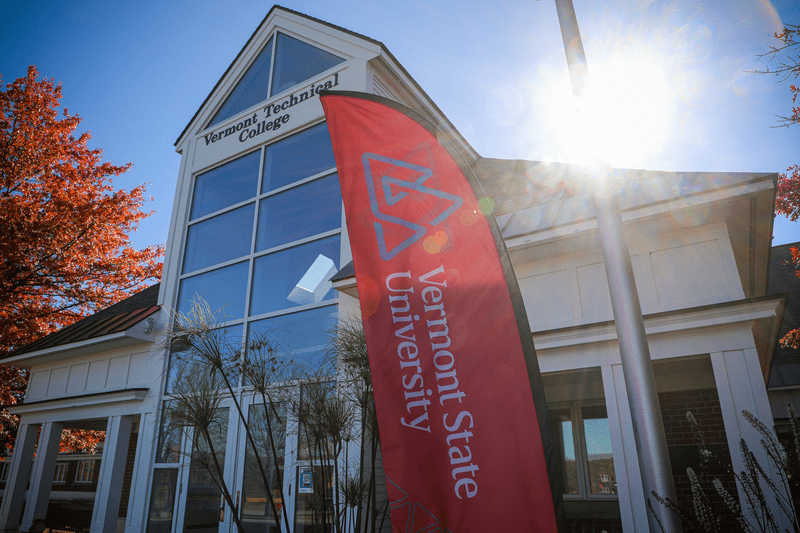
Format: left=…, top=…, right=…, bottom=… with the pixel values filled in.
left=711, top=350, right=792, bottom=530
left=595, top=195, right=679, bottom=533
left=125, top=414, right=151, bottom=533
left=552, top=3, right=679, bottom=528
left=20, top=421, right=63, bottom=532
left=0, top=423, right=40, bottom=532
left=91, top=415, right=133, bottom=533
left=601, top=364, right=649, bottom=532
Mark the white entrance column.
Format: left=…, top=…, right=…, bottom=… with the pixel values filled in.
left=90, top=415, right=133, bottom=533
left=0, top=423, right=40, bottom=532
left=124, top=413, right=153, bottom=533
left=711, top=349, right=792, bottom=530
left=20, top=421, right=63, bottom=532
left=601, top=364, right=650, bottom=532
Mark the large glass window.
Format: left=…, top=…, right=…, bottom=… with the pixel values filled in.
left=173, top=121, right=341, bottom=386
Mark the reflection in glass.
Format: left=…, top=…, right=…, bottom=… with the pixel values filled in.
left=241, top=403, right=287, bottom=533
left=583, top=406, right=616, bottom=495
left=183, top=203, right=255, bottom=273
left=191, top=151, right=260, bottom=220
left=156, top=401, right=182, bottom=463
left=165, top=325, right=243, bottom=395
left=248, top=306, right=338, bottom=370
left=209, top=37, right=274, bottom=128
left=292, top=465, right=334, bottom=533
left=256, top=174, right=341, bottom=251
left=271, top=32, right=344, bottom=97
left=147, top=469, right=178, bottom=533
left=177, top=261, right=249, bottom=321
left=184, top=408, right=229, bottom=533
left=250, top=236, right=340, bottom=316
left=296, top=382, right=335, bottom=461
left=262, top=123, right=335, bottom=193
left=550, top=408, right=579, bottom=495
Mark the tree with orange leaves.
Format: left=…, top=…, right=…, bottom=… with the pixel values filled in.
left=757, top=23, right=800, bottom=349
left=0, top=66, right=163, bottom=453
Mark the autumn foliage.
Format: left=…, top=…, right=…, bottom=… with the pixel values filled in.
left=0, top=66, right=163, bottom=452
left=759, top=23, right=800, bottom=349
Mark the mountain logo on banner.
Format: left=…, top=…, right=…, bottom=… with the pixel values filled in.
left=362, top=152, right=463, bottom=261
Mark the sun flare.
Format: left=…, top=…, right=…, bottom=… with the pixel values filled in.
left=554, top=52, right=674, bottom=172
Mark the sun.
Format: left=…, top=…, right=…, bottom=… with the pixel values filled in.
left=551, top=51, right=674, bottom=173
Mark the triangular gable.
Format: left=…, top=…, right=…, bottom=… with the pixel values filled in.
left=175, top=6, right=476, bottom=163
left=207, top=31, right=345, bottom=129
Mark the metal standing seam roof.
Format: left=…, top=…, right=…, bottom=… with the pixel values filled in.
left=4, top=284, right=161, bottom=360
left=332, top=158, right=776, bottom=282
left=469, top=158, right=776, bottom=241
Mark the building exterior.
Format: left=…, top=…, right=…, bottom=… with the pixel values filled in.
left=0, top=6, right=789, bottom=533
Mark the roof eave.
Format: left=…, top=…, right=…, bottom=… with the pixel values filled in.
left=1, top=329, right=157, bottom=368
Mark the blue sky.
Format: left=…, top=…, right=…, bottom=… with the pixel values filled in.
left=1, top=0, right=798, bottom=250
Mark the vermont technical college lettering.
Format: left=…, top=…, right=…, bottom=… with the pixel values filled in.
left=203, top=72, right=339, bottom=145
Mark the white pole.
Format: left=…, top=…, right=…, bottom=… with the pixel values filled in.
left=553, top=2, right=681, bottom=531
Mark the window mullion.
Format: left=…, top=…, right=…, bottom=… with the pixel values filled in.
left=574, top=404, right=591, bottom=498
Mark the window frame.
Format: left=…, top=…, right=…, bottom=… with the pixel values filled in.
left=176, top=120, right=341, bottom=343
left=53, top=462, right=68, bottom=484
left=74, top=459, right=96, bottom=484
left=550, top=401, right=618, bottom=501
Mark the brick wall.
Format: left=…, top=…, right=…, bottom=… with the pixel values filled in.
left=118, top=431, right=139, bottom=518
left=659, top=387, right=741, bottom=531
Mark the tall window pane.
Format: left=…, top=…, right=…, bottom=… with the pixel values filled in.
left=270, top=33, right=344, bottom=97
left=184, top=408, right=229, bottom=533
left=583, top=406, right=616, bottom=495
left=241, top=403, right=287, bottom=533
left=208, top=37, right=274, bottom=128
left=183, top=203, right=255, bottom=273
left=147, top=469, right=179, bottom=533
left=293, top=465, right=334, bottom=533
left=256, top=174, right=341, bottom=251
left=178, top=261, right=249, bottom=320
left=551, top=408, right=579, bottom=495
left=191, top=151, right=260, bottom=220
left=156, top=402, right=182, bottom=463
left=250, top=236, right=340, bottom=316
left=262, top=123, right=335, bottom=193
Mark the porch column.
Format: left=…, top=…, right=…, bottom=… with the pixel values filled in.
left=711, top=349, right=792, bottom=530
left=0, top=422, right=40, bottom=532
left=20, top=421, right=63, bottom=532
left=124, top=413, right=152, bottom=533
left=90, top=415, right=133, bottom=533
left=601, top=364, right=650, bottom=532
